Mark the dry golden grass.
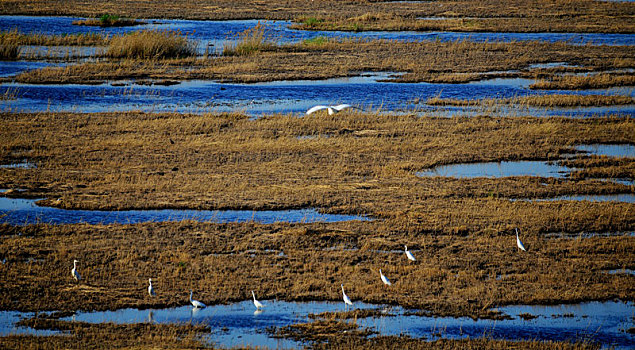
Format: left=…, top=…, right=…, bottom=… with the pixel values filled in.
left=0, top=29, right=108, bottom=46
left=0, top=111, right=633, bottom=318
left=427, top=94, right=635, bottom=108
left=0, top=0, right=632, bottom=34
left=0, top=319, right=211, bottom=349
left=106, top=30, right=197, bottom=59
left=0, top=221, right=632, bottom=317
left=0, top=112, right=633, bottom=214
left=531, top=73, right=635, bottom=90
left=9, top=38, right=635, bottom=86
left=222, top=22, right=277, bottom=56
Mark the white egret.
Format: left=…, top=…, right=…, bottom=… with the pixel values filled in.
left=306, top=104, right=354, bottom=115
left=516, top=228, right=527, bottom=252
left=341, top=284, right=353, bottom=311
left=405, top=245, right=416, bottom=262
left=71, top=259, right=81, bottom=282
left=251, top=290, right=264, bottom=310
left=379, top=269, right=392, bottom=286
left=148, top=278, right=155, bottom=297
left=189, top=290, right=206, bottom=309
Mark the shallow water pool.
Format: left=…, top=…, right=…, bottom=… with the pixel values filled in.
left=0, top=197, right=369, bottom=225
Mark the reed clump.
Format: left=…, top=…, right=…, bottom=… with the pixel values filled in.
left=73, top=14, right=146, bottom=27
left=0, top=29, right=107, bottom=46
left=106, top=30, right=197, bottom=59
left=427, top=94, right=635, bottom=107
left=0, top=42, right=19, bottom=60
left=531, top=73, right=635, bottom=90
left=223, top=22, right=277, bottom=56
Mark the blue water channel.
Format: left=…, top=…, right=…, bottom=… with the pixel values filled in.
left=0, top=300, right=632, bottom=349
left=0, top=197, right=368, bottom=226
left=1, top=17, right=634, bottom=116
left=2, top=16, right=634, bottom=46
left=1, top=78, right=633, bottom=117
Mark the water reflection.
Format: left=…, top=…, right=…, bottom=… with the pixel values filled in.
left=0, top=197, right=369, bottom=225
left=0, top=300, right=632, bottom=349
left=417, top=160, right=571, bottom=178
left=576, top=144, right=635, bottom=158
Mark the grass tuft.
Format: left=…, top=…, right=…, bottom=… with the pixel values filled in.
left=223, top=22, right=276, bottom=56
left=106, top=30, right=197, bottom=59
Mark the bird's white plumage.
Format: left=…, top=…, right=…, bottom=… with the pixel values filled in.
left=148, top=278, right=155, bottom=297
left=341, top=284, right=353, bottom=310
left=189, top=290, right=206, bottom=308
left=331, top=104, right=352, bottom=112
left=252, top=291, right=264, bottom=309
left=71, top=259, right=81, bottom=282
left=379, top=269, right=391, bottom=286
left=306, top=105, right=330, bottom=115
left=306, top=104, right=354, bottom=115
left=516, top=228, right=527, bottom=252
left=405, top=245, right=416, bottom=262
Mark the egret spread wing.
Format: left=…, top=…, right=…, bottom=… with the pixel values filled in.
left=331, top=104, right=353, bottom=112
left=306, top=105, right=330, bottom=115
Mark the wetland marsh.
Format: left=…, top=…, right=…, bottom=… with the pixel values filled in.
left=1, top=1, right=634, bottom=349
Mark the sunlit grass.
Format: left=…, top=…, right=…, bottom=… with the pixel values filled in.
left=106, top=30, right=197, bottom=59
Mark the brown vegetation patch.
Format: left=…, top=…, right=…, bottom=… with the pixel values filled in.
left=8, top=38, right=635, bottom=85
left=0, top=29, right=108, bottom=46
left=0, top=221, right=632, bottom=318
left=106, top=30, right=197, bottom=59
left=0, top=112, right=633, bottom=214
left=274, top=319, right=374, bottom=342
left=0, top=0, right=633, bottom=34
left=530, top=73, right=635, bottom=90
left=1, top=318, right=210, bottom=349
left=426, top=94, right=635, bottom=108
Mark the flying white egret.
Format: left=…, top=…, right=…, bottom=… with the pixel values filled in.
left=516, top=228, right=527, bottom=252
left=405, top=245, right=416, bottom=262
left=71, top=259, right=81, bottom=282
left=251, top=291, right=264, bottom=310
left=148, top=278, right=156, bottom=297
left=306, top=104, right=354, bottom=115
left=189, top=290, right=206, bottom=309
left=341, top=284, right=353, bottom=311
left=379, top=269, right=392, bottom=286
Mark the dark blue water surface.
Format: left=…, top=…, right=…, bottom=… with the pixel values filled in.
left=1, top=16, right=634, bottom=46
left=0, top=300, right=632, bottom=349
left=0, top=197, right=368, bottom=225
left=1, top=78, right=633, bottom=117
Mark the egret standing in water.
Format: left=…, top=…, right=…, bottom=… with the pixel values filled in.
left=189, top=290, right=206, bottom=309
left=379, top=269, right=392, bottom=286
left=306, top=104, right=354, bottom=115
left=148, top=278, right=155, bottom=297
left=516, top=228, right=527, bottom=252
left=405, top=245, right=416, bottom=262
left=341, top=284, right=353, bottom=311
left=71, top=259, right=80, bottom=282
left=251, top=291, right=264, bottom=310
